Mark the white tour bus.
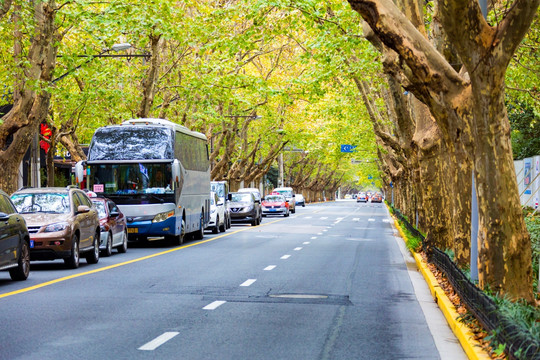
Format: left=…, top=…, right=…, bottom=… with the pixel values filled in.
left=76, top=118, right=210, bottom=245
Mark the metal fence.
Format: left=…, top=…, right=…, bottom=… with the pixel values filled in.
left=391, top=207, right=540, bottom=360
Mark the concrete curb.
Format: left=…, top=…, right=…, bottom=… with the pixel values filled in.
left=392, top=217, right=492, bottom=360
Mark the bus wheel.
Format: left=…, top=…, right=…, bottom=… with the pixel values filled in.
left=193, top=213, right=204, bottom=240
left=167, top=219, right=185, bottom=246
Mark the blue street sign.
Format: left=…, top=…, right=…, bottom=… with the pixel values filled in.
left=341, top=144, right=357, bottom=153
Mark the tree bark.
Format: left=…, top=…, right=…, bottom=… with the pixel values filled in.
left=137, top=34, right=162, bottom=118
left=0, top=1, right=57, bottom=194
left=348, top=0, right=537, bottom=301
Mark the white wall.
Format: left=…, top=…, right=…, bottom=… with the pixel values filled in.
left=515, top=156, right=540, bottom=208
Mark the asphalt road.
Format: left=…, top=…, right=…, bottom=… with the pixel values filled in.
left=0, top=200, right=466, bottom=360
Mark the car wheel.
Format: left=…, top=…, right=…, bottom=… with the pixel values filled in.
left=193, top=213, right=204, bottom=240
left=226, top=215, right=231, bottom=229
left=102, top=232, right=113, bottom=257
left=64, top=234, right=80, bottom=269
left=212, top=216, right=219, bottom=234
left=9, top=241, right=30, bottom=281
left=219, top=217, right=226, bottom=232
left=86, top=232, right=100, bottom=264
left=117, top=230, right=128, bottom=253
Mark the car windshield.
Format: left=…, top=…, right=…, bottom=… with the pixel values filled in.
left=11, top=193, right=70, bottom=214
left=265, top=195, right=284, bottom=202
left=231, top=193, right=251, bottom=202
left=92, top=201, right=107, bottom=219
left=211, top=183, right=226, bottom=198
left=273, top=190, right=292, bottom=197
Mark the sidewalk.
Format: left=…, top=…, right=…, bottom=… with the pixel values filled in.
left=391, top=211, right=492, bottom=360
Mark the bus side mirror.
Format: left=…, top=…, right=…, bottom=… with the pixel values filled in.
left=75, top=161, right=85, bottom=186
left=172, top=160, right=181, bottom=186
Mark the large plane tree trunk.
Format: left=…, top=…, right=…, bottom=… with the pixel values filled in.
left=0, top=1, right=58, bottom=194
left=348, top=0, right=538, bottom=301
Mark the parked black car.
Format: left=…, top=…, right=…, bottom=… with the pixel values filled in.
left=0, top=190, right=30, bottom=280
left=228, top=192, right=261, bottom=226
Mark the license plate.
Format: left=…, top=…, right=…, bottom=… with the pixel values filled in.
left=127, top=228, right=138, bottom=234
left=30, top=240, right=34, bottom=248
left=270, top=209, right=277, bottom=212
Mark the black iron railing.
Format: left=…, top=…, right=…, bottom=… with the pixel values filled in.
left=391, top=206, right=540, bottom=360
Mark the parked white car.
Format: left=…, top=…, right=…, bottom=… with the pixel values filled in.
left=206, top=192, right=226, bottom=234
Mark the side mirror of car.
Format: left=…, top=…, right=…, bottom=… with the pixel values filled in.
left=292, top=194, right=296, bottom=198
left=110, top=211, right=120, bottom=217
left=227, top=193, right=232, bottom=201
left=77, top=205, right=90, bottom=214
left=0, top=212, right=9, bottom=221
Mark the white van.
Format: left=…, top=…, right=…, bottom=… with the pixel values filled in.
left=272, top=187, right=296, bottom=213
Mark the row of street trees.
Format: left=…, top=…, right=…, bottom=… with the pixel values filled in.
left=0, top=0, right=537, bottom=301
left=0, top=0, right=372, bottom=202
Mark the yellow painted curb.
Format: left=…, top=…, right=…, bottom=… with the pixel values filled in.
left=391, top=215, right=491, bottom=360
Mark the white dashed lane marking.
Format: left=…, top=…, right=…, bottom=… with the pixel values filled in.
left=240, top=279, right=257, bottom=287
left=264, top=265, right=276, bottom=271
left=281, top=255, right=291, bottom=259
left=203, top=301, right=227, bottom=310
left=139, top=332, right=179, bottom=351
left=294, top=247, right=303, bottom=251
left=303, top=242, right=310, bottom=245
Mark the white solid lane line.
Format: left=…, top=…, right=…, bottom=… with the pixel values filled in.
left=138, top=332, right=180, bottom=351
left=264, top=265, right=277, bottom=271
left=240, top=279, right=257, bottom=287
left=281, top=255, right=291, bottom=259
left=203, top=301, right=227, bottom=310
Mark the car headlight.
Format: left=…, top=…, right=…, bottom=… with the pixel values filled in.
left=152, top=210, right=175, bottom=223
left=44, top=222, right=69, bottom=232
left=244, top=205, right=254, bottom=212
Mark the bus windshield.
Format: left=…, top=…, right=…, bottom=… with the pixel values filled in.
left=88, top=126, right=174, bottom=161
left=88, top=163, right=174, bottom=196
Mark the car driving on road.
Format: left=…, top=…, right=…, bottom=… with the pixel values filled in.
left=272, top=187, right=296, bottom=213
left=206, top=191, right=226, bottom=233
left=0, top=190, right=30, bottom=281
left=357, top=192, right=368, bottom=203
left=262, top=194, right=290, bottom=217
left=90, top=195, right=128, bottom=256
left=295, top=193, right=305, bottom=207
left=229, top=192, right=261, bottom=226
left=11, top=186, right=101, bottom=269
